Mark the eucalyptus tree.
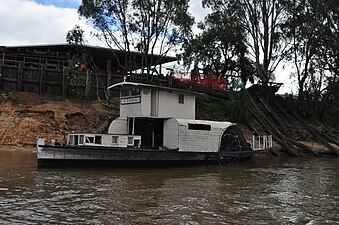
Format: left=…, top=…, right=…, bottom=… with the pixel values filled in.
left=181, top=3, right=255, bottom=89
left=283, top=0, right=339, bottom=102
left=282, top=0, right=321, bottom=100
left=203, top=0, right=289, bottom=86
left=78, top=0, right=193, bottom=80
left=316, top=0, right=339, bottom=92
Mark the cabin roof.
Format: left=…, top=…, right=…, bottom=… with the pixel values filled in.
left=176, top=118, right=235, bottom=128
left=108, top=81, right=203, bottom=96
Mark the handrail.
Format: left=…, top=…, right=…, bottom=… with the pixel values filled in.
left=252, top=135, right=272, bottom=150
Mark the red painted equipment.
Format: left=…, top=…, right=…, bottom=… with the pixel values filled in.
left=171, top=73, right=227, bottom=92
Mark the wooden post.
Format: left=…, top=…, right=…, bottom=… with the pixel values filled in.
left=106, top=59, right=112, bottom=99
left=0, top=47, right=5, bottom=88
left=107, top=71, right=112, bottom=99
left=62, top=66, right=68, bottom=97
left=85, top=69, right=91, bottom=100
left=40, top=65, right=46, bottom=94
left=17, top=62, right=23, bottom=91
left=0, top=59, right=3, bottom=87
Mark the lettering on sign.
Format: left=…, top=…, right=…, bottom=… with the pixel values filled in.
left=121, top=96, right=141, bottom=105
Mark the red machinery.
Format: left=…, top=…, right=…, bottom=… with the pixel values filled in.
left=171, top=73, right=227, bottom=92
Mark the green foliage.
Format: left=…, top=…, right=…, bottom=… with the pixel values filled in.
left=181, top=2, right=255, bottom=87
left=67, top=72, right=87, bottom=98
left=202, top=0, right=289, bottom=84
left=196, top=91, right=250, bottom=123
left=230, top=90, right=250, bottom=123
left=282, top=0, right=339, bottom=104
left=77, top=0, right=194, bottom=75
left=196, top=96, right=232, bottom=120
left=66, top=25, right=85, bottom=46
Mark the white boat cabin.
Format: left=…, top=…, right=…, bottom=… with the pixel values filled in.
left=108, top=81, right=196, bottom=119
left=104, top=81, right=247, bottom=153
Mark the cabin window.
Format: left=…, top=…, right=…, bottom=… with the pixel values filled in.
left=188, top=123, right=211, bottom=131
left=128, top=137, right=133, bottom=145
left=112, top=136, right=118, bottom=144
left=74, top=135, right=79, bottom=145
left=131, top=87, right=141, bottom=96
left=178, top=94, right=184, bottom=104
left=95, top=135, right=102, bottom=144
left=121, top=89, right=130, bottom=97
left=69, top=135, right=74, bottom=145
left=79, top=135, right=84, bottom=145
left=85, top=136, right=94, bottom=144
left=143, top=88, right=150, bottom=95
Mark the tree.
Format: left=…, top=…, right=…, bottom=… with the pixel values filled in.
left=203, top=0, right=289, bottom=86
left=282, top=0, right=321, bottom=100
left=283, top=0, right=338, bottom=102
left=316, top=0, right=339, bottom=96
left=317, top=0, right=339, bottom=78
left=66, top=25, right=111, bottom=101
left=181, top=3, right=255, bottom=89
left=78, top=0, right=193, bottom=81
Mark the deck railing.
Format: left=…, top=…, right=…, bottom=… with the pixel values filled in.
left=252, top=135, right=273, bottom=150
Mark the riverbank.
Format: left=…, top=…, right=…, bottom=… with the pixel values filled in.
left=0, top=91, right=338, bottom=156
left=0, top=91, right=118, bottom=148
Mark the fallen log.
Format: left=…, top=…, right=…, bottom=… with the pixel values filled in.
left=259, top=97, right=290, bottom=137
left=290, top=109, right=339, bottom=156
left=249, top=96, right=301, bottom=156
left=273, top=99, right=307, bottom=140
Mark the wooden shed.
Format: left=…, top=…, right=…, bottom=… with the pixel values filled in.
left=0, top=44, right=176, bottom=98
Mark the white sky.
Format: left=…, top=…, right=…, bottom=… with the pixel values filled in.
left=0, top=0, right=295, bottom=94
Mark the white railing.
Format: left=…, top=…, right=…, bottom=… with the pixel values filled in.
left=252, top=135, right=272, bottom=150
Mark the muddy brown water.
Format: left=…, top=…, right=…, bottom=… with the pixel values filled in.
left=0, top=151, right=338, bottom=225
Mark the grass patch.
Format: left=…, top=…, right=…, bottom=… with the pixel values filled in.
left=196, top=96, right=232, bottom=120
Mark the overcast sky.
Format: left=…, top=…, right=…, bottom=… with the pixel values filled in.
left=0, top=0, right=295, bottom=93
left=0, top=0, right=208, bottom=46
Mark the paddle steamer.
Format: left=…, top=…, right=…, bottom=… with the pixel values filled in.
left=37, top=80, right=253, bottom=166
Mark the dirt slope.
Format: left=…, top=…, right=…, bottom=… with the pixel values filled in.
left=0, top=92, right=119, bottom=147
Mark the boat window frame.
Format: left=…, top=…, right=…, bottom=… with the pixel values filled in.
left=131, top=87, right=141, bottom=96
left=121, top=88, right=130, bottom=97
left=112, top=136, right=119, bottom=144
left=178, top=94, right=184, bottom=104
left=188, top=123, right=211, bottom=131
left=74, top=135, right=79, bottom=145
left=79, top=135, right=84, bottom=145
left=85, top=136, right=94, bottom=144
left=68, top=135, right=74, bottom=145
left=127, top=137, right=133, bottom=145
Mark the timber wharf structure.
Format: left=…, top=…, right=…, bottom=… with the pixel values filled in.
left=0, top=44, right=175, bottom=99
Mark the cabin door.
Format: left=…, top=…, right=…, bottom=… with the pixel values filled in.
left=132, top=118, right=163, bottom=149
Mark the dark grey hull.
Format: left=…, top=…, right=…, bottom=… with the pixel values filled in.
left=37, top=145, right=253, bottom=167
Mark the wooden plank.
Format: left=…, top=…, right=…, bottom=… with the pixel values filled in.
left=290, top=109, right=339, bottom=156
left=40, top=65, right=46, bottom=94
left=62, top=66, right=68, bottom=97
left=249, top=96, right=301, bottom=156
left=273, top=99, right=307, bottom=140
left=17, top=62, right=23, bottom=91
left=85, top=69, right=91, bottom=100
left=0, top=60, right=3, bottom=86
left=259, top=97, right=290, bottom=137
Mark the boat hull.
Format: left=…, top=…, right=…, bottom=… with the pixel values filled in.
left=37, top=145, right=253, bottom=167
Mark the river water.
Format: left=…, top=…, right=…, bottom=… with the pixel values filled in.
left=0, top=151, right=338, bottom=225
